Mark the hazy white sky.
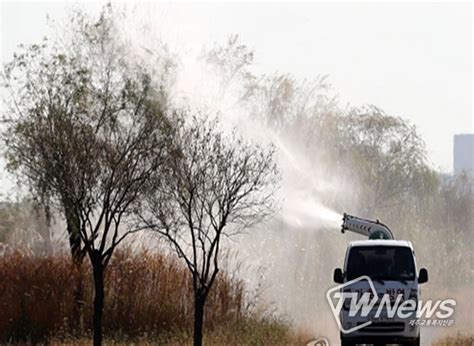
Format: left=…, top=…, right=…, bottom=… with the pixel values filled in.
left=1, top=2, right=472, bottom=177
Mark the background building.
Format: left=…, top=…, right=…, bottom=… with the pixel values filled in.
left=453, top=134, right=474, bottom=176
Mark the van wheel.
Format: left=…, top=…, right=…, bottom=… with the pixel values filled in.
left=404, top=336, right=420, bottom=346
left=340, top=337, right=354, bottom=346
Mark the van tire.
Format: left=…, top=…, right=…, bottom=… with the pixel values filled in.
left=404, top=336, right=420, bottom=346
left=340, top=337, right=353, bottom=346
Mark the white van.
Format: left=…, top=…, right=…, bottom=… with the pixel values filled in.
left=333, top=240, right=428, bottom=346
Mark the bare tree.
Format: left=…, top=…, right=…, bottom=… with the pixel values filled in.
left=1, top=23, right=101, bottom=330
left=2, top=39, right=90, bottom=264
left=139, top=115, right=279, bottom=346
left=76, top=99, right=169, bottom=346
left=4, top=60, right=169, bottom=345
left=2, top=7, right=172, bottom=345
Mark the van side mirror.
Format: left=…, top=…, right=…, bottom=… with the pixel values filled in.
left=334, top=268, right=344, bottom=284
left=418, top=268, right=428, bottom=284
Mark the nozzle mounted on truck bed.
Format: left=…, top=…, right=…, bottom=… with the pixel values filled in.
left=341, top=213, right=394, bottom=240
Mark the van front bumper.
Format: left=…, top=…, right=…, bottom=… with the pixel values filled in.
left=340, top=310, right=420, bottom=340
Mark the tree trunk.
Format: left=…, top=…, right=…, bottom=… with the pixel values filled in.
left=193, top=293, right=206, bottom=346
left=62, top=195, right=83, bottom=262
left=67, top=212, right=83, bottom=262
left=63, top=198, right=85, bottom=335
left=72, top=260, right=85, bottom=335
left=92, top=255, right=104, bottom=346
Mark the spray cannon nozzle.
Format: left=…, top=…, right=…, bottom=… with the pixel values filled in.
left=341, top=213, right=394, bottom=240
left=341, top=213, right=348, bottom=234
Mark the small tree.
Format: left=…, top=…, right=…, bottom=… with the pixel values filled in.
left=2, top=7, right=172, bottom=345
left=75, top=100, right=169, bottom=346
left=1, top=25, right=100, bottom=331
left=139, top=115, right=279, bottom=346
left=2, top=39, right=90, bottom=264
left=4, top=60, right=169, bottom=346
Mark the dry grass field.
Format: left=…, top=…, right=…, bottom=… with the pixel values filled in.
left=0, top=250, right=310, bottom=345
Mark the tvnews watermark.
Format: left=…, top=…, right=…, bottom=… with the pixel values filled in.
left=326, top=275, right=456, bottom=334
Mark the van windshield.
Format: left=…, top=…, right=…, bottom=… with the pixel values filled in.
left=346, top=246, right=415, bottom=281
